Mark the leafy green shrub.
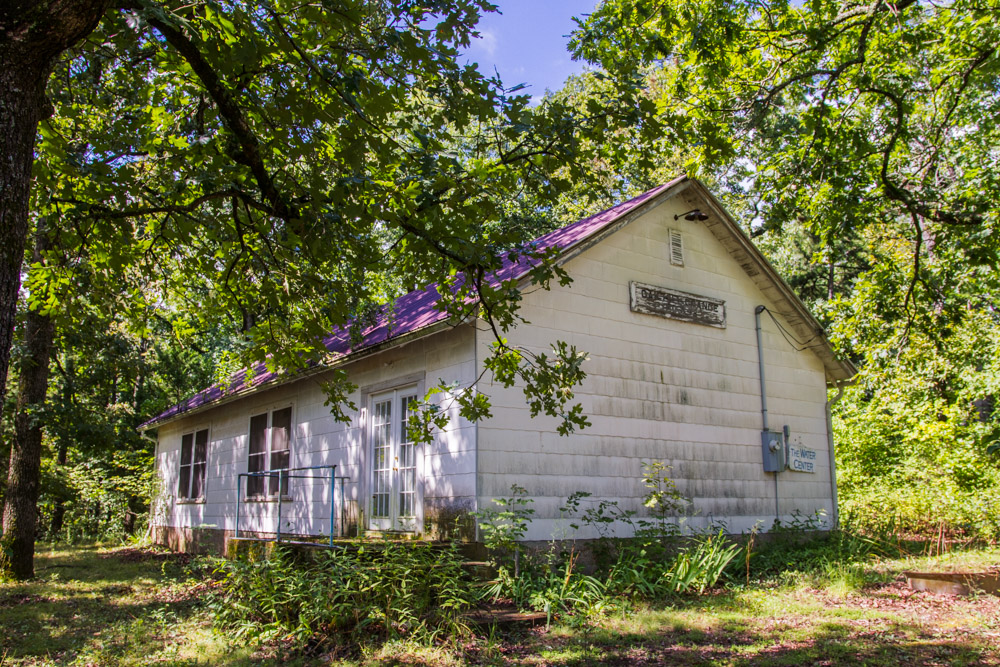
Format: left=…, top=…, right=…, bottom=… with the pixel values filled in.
left=210, top=540, right=476, bottom=650
left=37, top=454, right=154, bottom=543
left=603, top=531, right=739, bottom=598
left=659, top=532, right=741, bottom=594
left=476, top=486, right=607, bottom=622
left=475, top=483, right=535, bottom=577
left=742, top=525, right=905, bottom=587
left=476, top=465, right=737, bottom=622
left=482, top=545, right=609, bottom=625
left=839, top=479, right=1000, bottom=542
left=830, top=307, right=1000, bottom=543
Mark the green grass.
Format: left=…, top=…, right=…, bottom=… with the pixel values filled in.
left=0, top=543, right=262, bottom=666
left=2, top=540, right=998, bottom=666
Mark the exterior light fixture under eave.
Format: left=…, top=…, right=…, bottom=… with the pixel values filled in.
left=674, top=209, right=709, bottom=222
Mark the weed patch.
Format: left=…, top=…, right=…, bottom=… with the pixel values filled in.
left=2, top=542, right=998, bottom=666
left=210, top=540, right=477, bottom=651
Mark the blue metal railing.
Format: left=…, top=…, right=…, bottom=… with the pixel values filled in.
left=235, top=465, right=347, bottom=547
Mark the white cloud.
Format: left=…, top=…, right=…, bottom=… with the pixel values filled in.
left=473, top=29, right=499, bottom=57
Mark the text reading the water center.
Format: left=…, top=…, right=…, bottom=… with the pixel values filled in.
left=788, top=446, right=818, bottom=473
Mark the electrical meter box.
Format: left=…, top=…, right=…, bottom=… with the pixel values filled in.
left=761, top=430, right=786, bottom=472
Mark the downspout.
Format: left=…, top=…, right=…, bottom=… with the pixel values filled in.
left=473, top=323, right=480, bottom=544
left=754, top=306, right=779, bottom=522
left=825, top=382, right=845, bottom=528
left=140, top=428, right=159, bottom=542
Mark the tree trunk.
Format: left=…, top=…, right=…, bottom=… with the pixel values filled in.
left=0, top=59, right=47, bottom=424
left=0, top=0, right=110, bottom=424
left=0, top=232, right=55, bottom=580
left=50, top=354, right=73, bottom=538
left=0, top=0, right=111, bottom=580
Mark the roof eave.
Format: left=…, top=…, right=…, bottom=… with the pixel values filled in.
left=512, top=176, right=693, bottom=287
left=685, top=180, right=856, bottom=385
left=139, top=317, right=465, bottom=432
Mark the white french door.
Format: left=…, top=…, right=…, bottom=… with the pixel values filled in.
left=369, top=388, right=419, bottom=531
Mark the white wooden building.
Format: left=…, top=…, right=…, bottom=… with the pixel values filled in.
left=142, top=177, right=855, bottom=552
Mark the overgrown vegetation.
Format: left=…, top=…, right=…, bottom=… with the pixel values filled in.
left=2, top=12, right=999, bottom=666
left=3, top=532, right=997, bottom=665
left=831, top=301, right=1000, bottom=541
left=202, top=466, right=741, bottom=654
left=473, top=466, right=740, bottom=625
left=5, top=0, right=1000, bottom=584
left=17, top=462, right=1000, bottom=665
left=211, top=541, right=477, bottom=648
left=571, top=0, right=1000, bottom=546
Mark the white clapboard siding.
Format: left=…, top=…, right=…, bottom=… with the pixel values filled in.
left=475, top=198, right=833, bottom=540
left=154, top=325, right=477, bottom=538
left=154, top=187, right=840, bottom=545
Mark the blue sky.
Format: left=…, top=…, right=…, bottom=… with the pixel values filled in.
left=462, top=0, right=600, bottom=98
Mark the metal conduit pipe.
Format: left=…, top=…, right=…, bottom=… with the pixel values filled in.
left=754, top=306, right=769, bottom=432
left=755, top=305, right=780, bottom=522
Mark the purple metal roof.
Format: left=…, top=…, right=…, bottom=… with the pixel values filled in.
left=141, top=178, right=684, bottom=428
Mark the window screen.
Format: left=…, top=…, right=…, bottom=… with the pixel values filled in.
left=247, top=408, right=292, bottom=498
left=248, top=413, right=269, bottom=497
left=178, top=429, right=208, bottom=499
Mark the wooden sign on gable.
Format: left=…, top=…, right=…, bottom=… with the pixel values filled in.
left=629, top=281, right=726, bottom=329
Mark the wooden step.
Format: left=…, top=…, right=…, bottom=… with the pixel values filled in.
left=460, top=561, right=497, bottom=580
left=462, top=606, right=548, bottom=627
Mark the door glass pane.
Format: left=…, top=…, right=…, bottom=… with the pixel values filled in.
left=371, top=398, right=391, bottom=519
left=398, top=395, right=417, bottom=518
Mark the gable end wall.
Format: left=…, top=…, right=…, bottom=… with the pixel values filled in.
left=475, top=197, right=834, bottom=539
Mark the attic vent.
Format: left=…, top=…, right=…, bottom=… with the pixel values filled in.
left=669, top=229, right=684, bottom=266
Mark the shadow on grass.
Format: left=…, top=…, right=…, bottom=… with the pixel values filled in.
left=485, top=618, right=992, bottom=667
left=2, top=593, right=200, bottom=658
left=6, top=542, right=996, bottom=667
left=0, top=544, right=209, bottom=664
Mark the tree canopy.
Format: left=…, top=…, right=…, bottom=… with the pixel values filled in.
left=5, top=0, right=1000, bottom=581
left=574, top=0, right=999, bottom=294
left=572, top=0, right=1000, bottom=535
left=2, top=0, right=630, bottom=579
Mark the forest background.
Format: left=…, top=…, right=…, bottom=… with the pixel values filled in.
left=1, top=0, right=998, bottom=581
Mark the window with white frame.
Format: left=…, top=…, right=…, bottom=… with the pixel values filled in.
left=247, top=406, right=292, bottom=498
left=178, top=429, right=208, bottom=500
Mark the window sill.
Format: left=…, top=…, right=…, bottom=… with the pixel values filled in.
left=177, top=498, right=205, bottom=505
left=244, top=496, right=293, bottom=503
